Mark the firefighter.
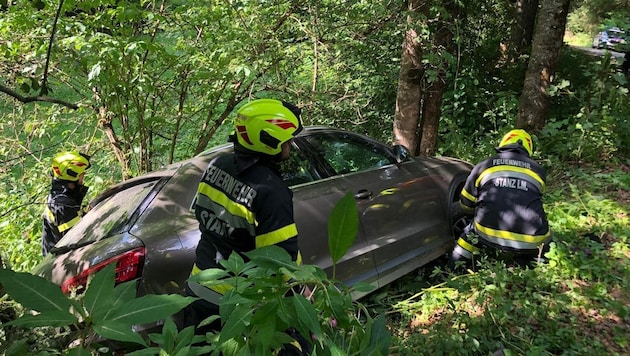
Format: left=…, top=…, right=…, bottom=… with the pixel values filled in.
left=183, top=99, right=305, bottom=347
left=451, top=129, right=551, bottom=268
left=41, top=151, right=91, bottom=256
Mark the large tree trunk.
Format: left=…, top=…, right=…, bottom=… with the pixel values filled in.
left=511, top=0, right=539, bottom=57
left=393, top=0, right=427, bottom=154
left=418, top=0, right=460, bottom=156
left=419, top=77, right=446, bottom=156
left=516, top=0, right=570, bottom=133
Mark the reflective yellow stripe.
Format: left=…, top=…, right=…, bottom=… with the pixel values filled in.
left=197, top=182, right=255, bottom=223
left=58, top=215, right=81, bottom=233
left=256, top=223, right=298, bottom=248
left=457, top=237, right=479, bottom=254
left=460, top=188, right=477, bottom=203
left=474, top=221, right=550, bottom=244
left=45, top=207, right=55, bottom=223
left=476, top=166, right=545, bottom=191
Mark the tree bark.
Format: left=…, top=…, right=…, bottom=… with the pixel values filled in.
left=419, top=76, right=446, bottom=156
left=510, top=0, right=539, bottom=57
left=393, top=0, right=427, bottom=154
left=418, top=0, right=460, bottom=156
left=516, top=0, right=570, bottom=133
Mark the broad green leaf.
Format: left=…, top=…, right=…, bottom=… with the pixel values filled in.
left=62, top=346, right=92, bottom=356
left=365, top=314, right=391, bottom=355
left=351, top=282, right=376, bottom=293
left=94, top=320, right=148, bottom=346
left=328, top=192, right=359, bottom=264
left=84, top=263, right=115, bottom=319
left=95, top=280, right=137, bottom=322
left=105, top=294, right=195, bottom=325
left=246, top=245, right=294, bottom=269
left=292, top=294, right=322, bottom=341
left=5, top=309, right=78, bottom=328
left=0, top=269, right=73, bottom=313
left=218, top=305, right=253, bottom=344
left=187, top=268, right=229, bottom=283
left=125, top=348, right=162, bottom=356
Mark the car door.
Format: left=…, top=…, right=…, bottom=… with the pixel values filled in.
left=298, top=130, right=446, bottom=288
left=286, top=137, right=378, bottom=291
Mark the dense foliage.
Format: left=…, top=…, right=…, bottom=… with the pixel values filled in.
left=1, top=0, right=629, bottom=354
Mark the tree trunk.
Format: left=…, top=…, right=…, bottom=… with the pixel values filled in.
left=510, top=0, right=539, bottom=57
left=516, top=0, right=570, bottom=133
left=419, top=76, right=446, bottom=156
left=419, top=0, right=460, bottom=156
left=393, top=0, right=427, bottom=155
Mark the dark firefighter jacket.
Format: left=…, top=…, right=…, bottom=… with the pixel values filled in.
left=190, top=149, right=302, bottom=297
left=459, top=144, right=551, bottom=252
left=42, top=179, right=88, bottom=255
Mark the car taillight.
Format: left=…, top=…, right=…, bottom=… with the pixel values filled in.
left=61, top=247, right=145, bottom=294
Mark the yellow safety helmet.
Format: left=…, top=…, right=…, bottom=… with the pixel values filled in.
left=234, top=99, right=303, bottom=156
left=498, top=129, right=533, bottom=156
left=52, top=151, right=91, bottom=181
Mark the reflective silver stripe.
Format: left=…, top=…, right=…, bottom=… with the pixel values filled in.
left=187, top=281, right=223, bottom=305
left=476, top=230, right=550, bottom=250
left=453, top=245, right=473, bottom=259
left=196, top=193, right=256, bottom=235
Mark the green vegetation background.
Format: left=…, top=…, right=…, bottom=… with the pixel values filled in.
left=1, top=0, right=629, bottom=353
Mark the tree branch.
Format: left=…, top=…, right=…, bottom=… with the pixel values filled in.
left=0, top=84, right=79, bottom=109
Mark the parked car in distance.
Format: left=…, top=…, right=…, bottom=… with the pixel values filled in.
left=592, top=27, right=626, bottom=52
left=33, top=126, right=472, bottom=336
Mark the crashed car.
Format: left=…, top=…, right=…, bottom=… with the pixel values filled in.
left=33, top=126, right=472, bottom=334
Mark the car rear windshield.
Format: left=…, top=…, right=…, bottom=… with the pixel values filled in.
left=53, top=180, right=159, bottom=250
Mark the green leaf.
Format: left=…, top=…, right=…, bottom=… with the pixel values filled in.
left=351, top=282, right=376, bottom=293
left=95, top=280, right=138, bottom=322
left=187, top=268, right=229, bottom=283
left=106, top=294, right=195, bottom=325
left=0, top=269, right=73, bottom=314
left=62, top=346, right=92, bottom=356
left=219, top=305, right=253, bottom=344
left=84, top=263, right=115, bottom=319
left=5, top=309, right=78, bottom=328
left=328, top=192, right=359, bottom=264
left=94, top=320, right=148, bottom=346
left=365, top=314, right=391, bottom=355
left=292, top=294, right=322, bottom=341
left=245, top=245, right=294, bottom=269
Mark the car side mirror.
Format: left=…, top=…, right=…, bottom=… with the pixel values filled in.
left=393, top=144, right=411, bottom=163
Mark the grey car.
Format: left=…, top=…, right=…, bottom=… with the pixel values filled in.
left=33, top=126, right=472, bottom=333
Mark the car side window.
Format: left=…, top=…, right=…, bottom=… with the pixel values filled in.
left=280, top=145, right=318, bottom=186
left=305, top=133, right=394, bottom=175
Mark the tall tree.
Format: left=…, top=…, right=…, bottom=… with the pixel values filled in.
left=517, top=0, right=571, bottom=133
left=393, top=0, right=427, bottom=154
left=510, top=0, right=540, bottom=58
left=418, top=0, right=461, bottom=156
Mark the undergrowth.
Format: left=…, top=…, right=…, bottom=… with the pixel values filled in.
left=378, top=162, right=630, bottom=355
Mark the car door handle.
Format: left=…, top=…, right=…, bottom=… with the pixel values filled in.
left=354, top=189, right=372, bottom=199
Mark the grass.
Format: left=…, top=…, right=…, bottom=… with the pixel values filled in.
left=372, top=162, right=630, bottom=355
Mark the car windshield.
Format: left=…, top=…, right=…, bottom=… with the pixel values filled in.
left=53, top=180, right=159, bottom=250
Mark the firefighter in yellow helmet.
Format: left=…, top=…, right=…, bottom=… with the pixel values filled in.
left=450, top=129, right=552, bottom=268
left=183, top=99, right=306, bottom=350
left=41, top=151, right=91, bottom=256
